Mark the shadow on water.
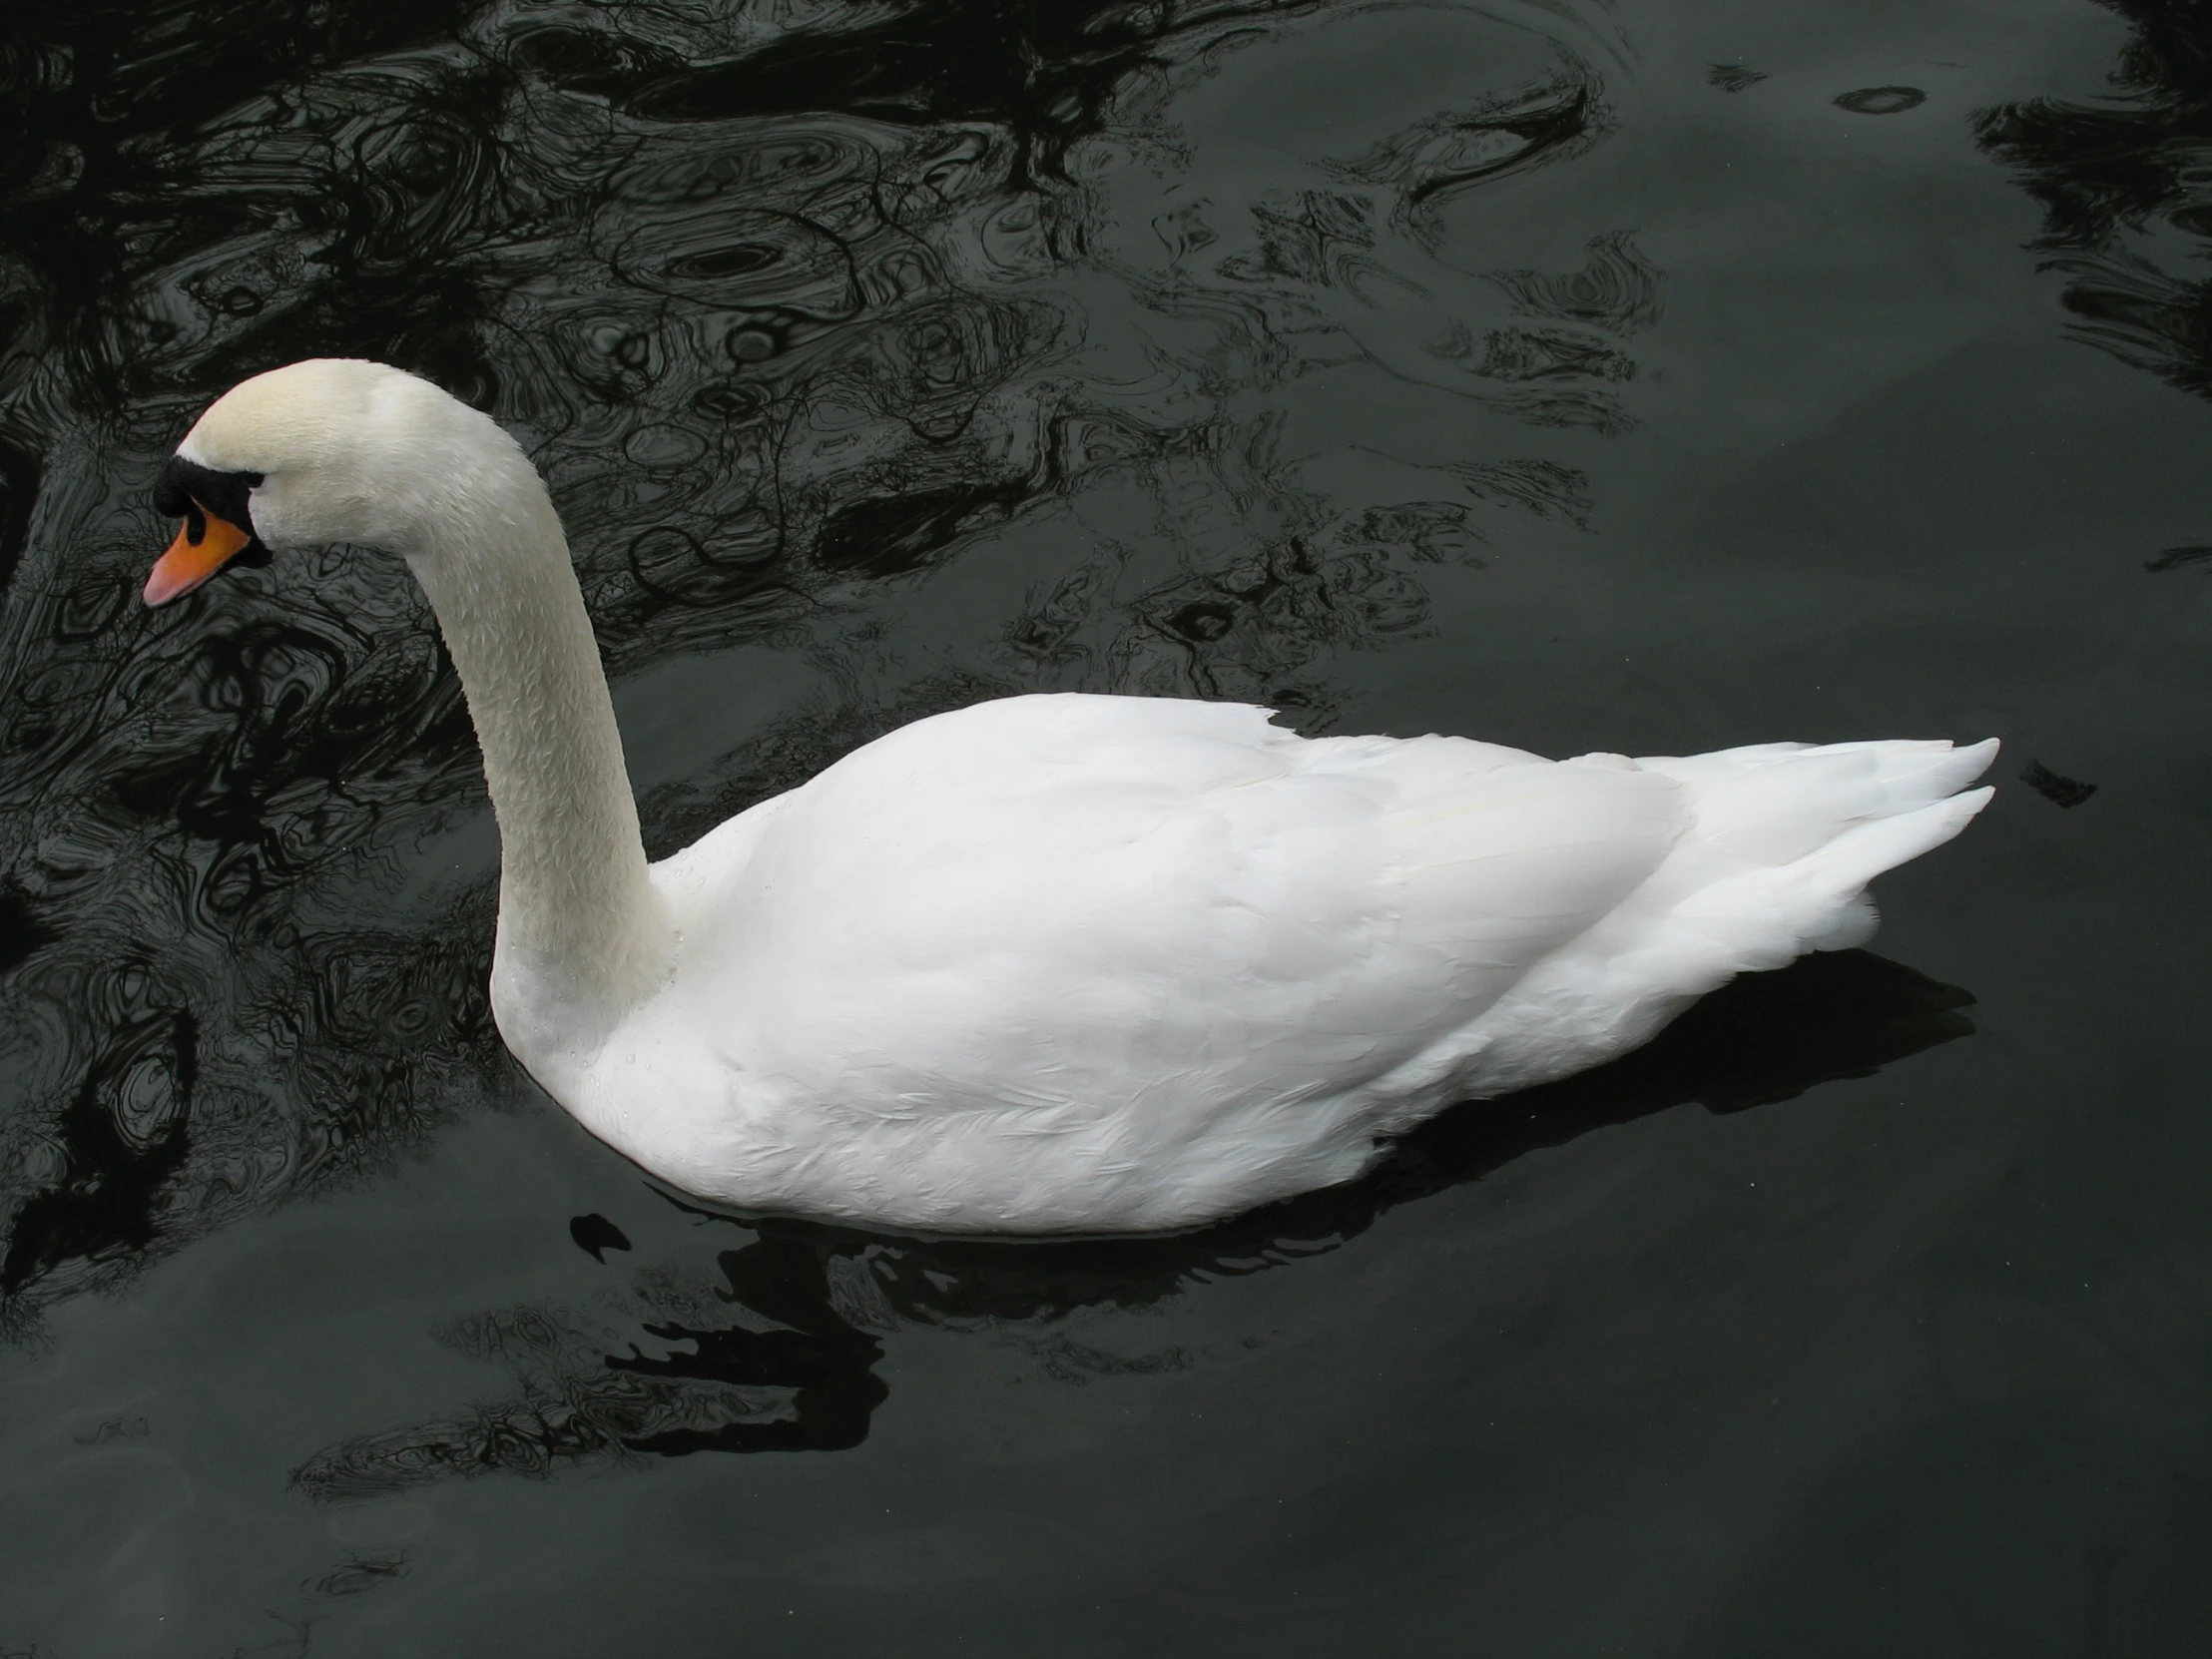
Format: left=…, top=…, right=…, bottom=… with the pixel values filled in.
left=0, top=0, right=1659, bottom=1334
left=290, top=947, right=1972, bottom=1500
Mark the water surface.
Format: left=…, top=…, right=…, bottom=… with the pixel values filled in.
left=3, top=0, right=2210, bottom=1652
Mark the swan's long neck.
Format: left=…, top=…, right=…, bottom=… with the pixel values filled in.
left=398, top=439, right=666, bottom=1062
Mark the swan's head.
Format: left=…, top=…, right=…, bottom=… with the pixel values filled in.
left=144, top=358, right=513, bottom=605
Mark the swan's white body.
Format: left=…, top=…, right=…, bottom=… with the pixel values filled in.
left=160, top=361, right=1996, bottom=1233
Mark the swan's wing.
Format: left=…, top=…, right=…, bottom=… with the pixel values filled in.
left=674, top=696, right=1684, bottom=1120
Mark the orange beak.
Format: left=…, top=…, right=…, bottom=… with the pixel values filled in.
left=144, top=500, right=257, bottom=606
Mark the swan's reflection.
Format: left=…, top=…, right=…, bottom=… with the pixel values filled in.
left=292, top=948, right=1970, bottom=1500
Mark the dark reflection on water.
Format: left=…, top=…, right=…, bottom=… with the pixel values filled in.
left=0, top=0, right=1660, bottom=1331
left=1977, top=1, right=2212, bottom=406
left=292, top=948, right=1969, bottom=1498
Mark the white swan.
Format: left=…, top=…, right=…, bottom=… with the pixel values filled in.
left=142, top=360, right=1995, bottom=1233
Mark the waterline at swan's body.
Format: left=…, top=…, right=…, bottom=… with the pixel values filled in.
left=145, top=359, right=1995, bottom=1233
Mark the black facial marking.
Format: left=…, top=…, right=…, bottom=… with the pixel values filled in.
left=155, top=455, right=271, bottom=569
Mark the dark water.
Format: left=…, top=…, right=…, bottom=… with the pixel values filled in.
left=2, top=0, right=2210, bottom=1651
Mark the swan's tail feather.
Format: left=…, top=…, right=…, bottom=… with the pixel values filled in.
left=1631, top=737, right=1998, bottom=869
left=1638, top=737, right=1995, bottom=966
left=1366, top=737, right=1996, bottom=1108
left=1679, top=780, right=1995, bottom=965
